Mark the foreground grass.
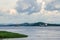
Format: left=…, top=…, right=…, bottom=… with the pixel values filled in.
left=0, top=31, right=28, bottom=38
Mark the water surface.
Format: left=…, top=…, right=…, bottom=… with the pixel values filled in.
left=0, top=26, right=60, bottom=40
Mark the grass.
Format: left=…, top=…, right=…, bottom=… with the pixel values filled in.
left=0, top=31, right=28, bottom=38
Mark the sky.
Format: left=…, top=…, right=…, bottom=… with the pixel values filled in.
left=0, top=0, right=60, bottom=24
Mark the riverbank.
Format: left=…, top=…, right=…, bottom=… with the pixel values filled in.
left=0, top=31, right=28, bottom=38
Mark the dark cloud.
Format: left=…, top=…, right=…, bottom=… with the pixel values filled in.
left=45, top=0, right=60, bottom=11
left=16, top=0, right=41, bottom=14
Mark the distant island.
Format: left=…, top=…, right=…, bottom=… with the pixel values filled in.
left=0, top=22, right=60, bottom=26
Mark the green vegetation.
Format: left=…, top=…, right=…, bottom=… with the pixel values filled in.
left=0, top=31, right=28, bottom=38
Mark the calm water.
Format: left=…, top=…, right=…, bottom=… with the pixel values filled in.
left=0, top=26, right=60, bottom=40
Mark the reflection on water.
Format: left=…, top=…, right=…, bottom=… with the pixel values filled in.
left=0, top=26, right=60, bottom=40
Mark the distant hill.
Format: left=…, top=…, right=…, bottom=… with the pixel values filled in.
left=0, top=22, right=60, bottom=26
left=19, top=22, right=60, bottom=26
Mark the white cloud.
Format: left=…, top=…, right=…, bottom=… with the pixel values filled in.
left=45, top=0, right=60, bottom=11
left=16, top=0, right=41, bottom=14
left=0, top=8, right=17, bottom=16
left=0, top=0, right=60, bottom=24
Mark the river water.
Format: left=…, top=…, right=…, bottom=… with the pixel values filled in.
left=0, top=26, right=60, bottom=40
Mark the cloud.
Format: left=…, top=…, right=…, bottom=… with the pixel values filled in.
left=0, top=0, right=60, bottom=24
left=0, top=8, right=17, bottom=16
left=0, top=0, right=17, bottom=9
left=16, top=0, right=41, bottom=14
left=45, top=0, right=60, bottom=11
left=0, top=0, right=17, bottom=16
left=40, top=8, right=60, bottom=23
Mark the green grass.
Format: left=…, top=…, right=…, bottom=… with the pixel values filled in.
left=0, top=31, right=28, bottom=38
